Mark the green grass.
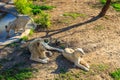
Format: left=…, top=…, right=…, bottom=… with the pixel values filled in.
left=30, top=4, right=55, bottom=10
left=100, top=0, right=120, bottom=11
left=30, top=4, right=55, bottom=15
left=14, top=0, right=55, bottom=15
left=112, top=3, right=120, bottom=11
left=8, top=42, right=19, bottom=47
left=63, top=12, right=87, bottom=19
left=14, top=0, right=32, bottom=15
left=29, top=28, right=34, bottom=36
left=91, top=64, right=109, bottom=71
left=21, top=36, right=29, bottom=41
left=0, top=68, right=36, bottom=80
left=34, top=12, right=51, bottom=28
left=110, top=68, right=120, bottom=80
left=100, top=0, right=106, bottom=4
left=94, top=25, right=105, bottom=31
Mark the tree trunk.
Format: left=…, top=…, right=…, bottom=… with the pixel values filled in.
left=98, top=0, right=111, bottom=17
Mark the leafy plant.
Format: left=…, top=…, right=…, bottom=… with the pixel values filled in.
left=112, top=3, right=120, bottom=11
left=14, top=0, right=32, bottom=15
left=30, top=4, right=55, bottom=15
left=110, top=68, right=120, bottom=80
left=100, top=0, right=120, bottom=11
left=30, top=4, right=55, bottom=10
left=34, top=12, right=51, bottom=28
left=100, top=0, right=106, bottom=4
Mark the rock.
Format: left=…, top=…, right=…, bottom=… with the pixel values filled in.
left=0, top=14, right=35, bottom=45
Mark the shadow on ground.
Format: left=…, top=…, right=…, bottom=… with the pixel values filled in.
left=52, top=55, right=74, bottom=74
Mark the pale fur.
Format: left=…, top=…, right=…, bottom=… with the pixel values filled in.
left=28, top=38, right=90, bottom=71
left=28, top=38, right=63, bottom=63
left=63, top=48, right=90, bottom=71
left=28, top=38, right=53, bottom=63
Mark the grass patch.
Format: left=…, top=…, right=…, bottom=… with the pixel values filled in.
left=100, top=0, right=120, bottom=11
left=14, top=0, right=55, bottom=15
left=54, top=70, right=89, bottom=80
left=30, top=4, right=55, bottom=10
left=100, top=0, right=106, bottom=4
left=34, top=12, right=51, bottom=28
left=91, top=64, right=109, bottom=71
left=8, top=42, right=19, bottom=47
left=112, top=3, right=120, bottom=11
left=63, top=12, right=87, bottom=19
left=55, top=72, right=75, bottom=80
left=29, top=28, right=34, bottom=36
left=21, top=36, right=29, bottom=41
left=0, top=68, right=36, bottom=80
left=14, top=0, right=32, bottom=15
left=30, top=4, right=55, bottom=15
left=110, top=68, right=120, bottom=80
left=94, top=25, right=105, bottom=31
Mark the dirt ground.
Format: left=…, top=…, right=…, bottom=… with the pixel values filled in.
left=1, top=0, right=120, bottom=80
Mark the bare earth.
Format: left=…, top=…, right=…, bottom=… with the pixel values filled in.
left=1, top=0, right=120, bottom=80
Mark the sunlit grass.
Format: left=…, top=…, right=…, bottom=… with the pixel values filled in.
left=0, top=68, right=36, bottom=80
left=100, top=0, right=120, bottom=11
left=110, top=68, right=120, bottom=80
left=63, top=12, right=87, bottom=19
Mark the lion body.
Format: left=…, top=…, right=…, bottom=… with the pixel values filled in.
left=28, top=38, right=52, bottom=63
left=63, top=48, right=90, bottom=71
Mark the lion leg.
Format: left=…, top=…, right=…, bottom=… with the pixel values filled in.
left=75, top=58, right=89, bottom=71
left=30, top=57, right=48, bottom=64
left=30, top=51, right=49, bottom=63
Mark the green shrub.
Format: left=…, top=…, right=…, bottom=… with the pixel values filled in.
left=29, top=4, right=55, bottom=15
left=30, top=4, right=55, bottom=10
left=32, top=9, right=42, bottom=15
left=34, top=12, right=51, bottom=28
left=14, top=0, right=32, bottom=15
left=110, top=68, right=120, bottom=80
left=29, top=4, right=42, bottom=15
left=100, top=0, right=106, bottom=4
left=112, top=3, right=120, bottom=11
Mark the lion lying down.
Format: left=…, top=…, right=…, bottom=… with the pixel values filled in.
left=28, top=38, right=90, bottom=71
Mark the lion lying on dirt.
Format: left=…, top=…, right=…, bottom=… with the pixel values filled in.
left=63, top=48, right=90, bottom=71
left=28, top=38, right=90, bottom=71
left=28, top=38, right=63, bottom=63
